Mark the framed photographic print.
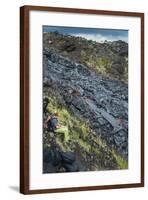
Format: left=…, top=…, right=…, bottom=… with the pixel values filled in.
left=20, top=5, right=144, bottom=194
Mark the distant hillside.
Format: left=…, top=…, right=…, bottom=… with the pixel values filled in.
left=43, top=31, right=128, bottom=82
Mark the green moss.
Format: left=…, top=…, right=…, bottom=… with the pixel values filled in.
left=86, top=57, right=112, bottom=76
left=78, top=139, right=91, bottom=152
left=44, top=90, right=128, bottom=170
left=71, top=130, right=79, bottom=140
left=80, top=48, right=127, bottom=82
left=112, top=150, right=128, bottom=169
left=91, top=147, right=101, bottom=156
left=44, top=32, right=128, bottom=82
left=56, top=137, right=71, bottom=152
left=80, top=124, right=89, bottom=138
left=46, top=95, right=91, bottom=143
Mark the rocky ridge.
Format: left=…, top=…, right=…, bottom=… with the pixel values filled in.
left=43, top=32, right=128, bottom=81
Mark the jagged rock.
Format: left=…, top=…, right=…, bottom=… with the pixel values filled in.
left=43, top=49, right=128, bottom=160
left=60, top=151, right=76, bottom=164
left=63, top=162, right=79, bottom=172
left=43, top=97, right=49, bottom=113
left=43, top=147, right=82, bottom=173
left=114, top=135, right=126, bottom=146
left=111, top=40, right=128, bottom=56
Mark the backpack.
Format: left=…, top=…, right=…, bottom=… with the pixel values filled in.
left=47, top=116, right=58, bottom=132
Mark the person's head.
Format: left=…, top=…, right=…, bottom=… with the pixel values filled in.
left=54, top=111, right=59, bottom=117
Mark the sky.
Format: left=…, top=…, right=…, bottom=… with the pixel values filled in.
left=43, top=26, right=128, bottom=43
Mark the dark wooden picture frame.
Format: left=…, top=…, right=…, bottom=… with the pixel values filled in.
left=20, top=5, right=144, bottom=194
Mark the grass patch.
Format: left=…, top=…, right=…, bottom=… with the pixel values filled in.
left=78, top=139, right=91, bottom=152
left=44, top=90, right=128, bottom=170
left=112, top=150, right=128, bottom=169
left=46, top=95, right=91, bottom=143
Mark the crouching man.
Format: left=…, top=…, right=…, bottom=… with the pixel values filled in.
left=44, top=111, right=69, bottom=143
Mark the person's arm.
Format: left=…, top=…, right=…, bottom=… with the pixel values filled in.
left=44, top=116, right=51, bottom=128
left=56, top=124, right=62, bottom=128
left=45, top=116, right=51, bottom=123
left=54, top=118, right=62, bottom=129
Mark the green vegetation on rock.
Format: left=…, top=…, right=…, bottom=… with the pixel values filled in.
left=43, top=87, right=128, bottom=171
left=43, top=31, right=128, bottom=82
left=112, top=150, right=128, bottom=169
left=43, top=31, right=128, bottom=172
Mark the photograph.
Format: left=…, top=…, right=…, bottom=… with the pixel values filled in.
left=20, top=6, right=144, bottom=193
left=43, top=26, right=128, bottom=173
